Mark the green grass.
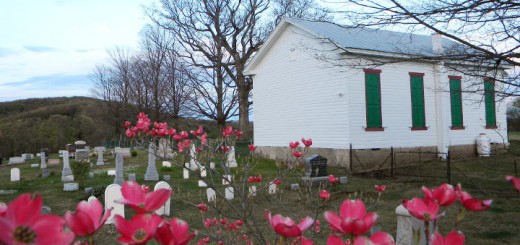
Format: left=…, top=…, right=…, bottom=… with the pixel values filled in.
left=1, top=142, right=520, bottom=244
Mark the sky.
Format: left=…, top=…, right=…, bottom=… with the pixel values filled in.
left=0, top=0, right=149, bottom=102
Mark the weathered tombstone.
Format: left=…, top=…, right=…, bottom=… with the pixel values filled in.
left=226, top=147, right=238, bottom=168
left=63, top=183, right=79, bottom=191
left=9, top=157, right=24, bottom=164
left=395, top=204, right=435, bottom=245
left=61, top=151, right=73, bottom=182
left=225, top=187, right=234, bottom=200
left=96, top=147, right=104, bottom=166
left=183, top=168, right=189, bottom=179
left=269, top=182, right=277, bottom=194
left=162, top=161, right=172, bottom=168
left=249, top=186, right=257, bottom=196
left=200, top=166, right=207, bottom=177
left=114, top=147, right=131, bottom=158
left=30, top=164, right=39, bottom=168
left=41, top=170, right=51, bottom=178
left=10, top=168, right=20, bottom=182
left=189, top=145, right=200, bottom=170
left=144, top=144, right=159, bottom=181
left=59, top=150, right=67, bottom=158
left=75, top=140, right=86, bottom=149
left=163, top=175, right=171, bottom=181
left=104, top=184, right=124, bottom=224
left=88, top=196, right=98, bottom=202
left=85, top=187, right=93, bottom=195
left=198, top=180, right=207, bottom=187
left=128, top=173, right=136, bottom=182
left=114, top=153, right=125, bottom=185
left=222, top=175, right=231, bottom=185
left=154, top=181, right=172, bottom=216
left=40, top=148, right=49, bottom=162
left=40, top=151, right=47, bottom=169
left=206, top=188, right=216, bottom=202
left=107, top=169, right=116, bottom=176
left=304, top=155, right=327, bottom=177
left=41, top=205, right=51, bottom=215
left=209, top=162, right=215, bottom=170
left=22, top=153, right=34, bottom=160
left=47, top=159, right=60, bottom=166
left=340, top=176, right=348, bottom=184
left=291, top=183, right=300, bottom=190
left=75, top=149, right=89, bottom=162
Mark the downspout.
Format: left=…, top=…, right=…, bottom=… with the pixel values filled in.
left=432, top=34, right=450, bottom=158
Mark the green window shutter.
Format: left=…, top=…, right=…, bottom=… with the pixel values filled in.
left=365, top=72, right=382, bottom=128
left=484, top=80, right=496, bottom=127
left=410, top=75, right=425, bottom=127
left=450, top=78, right=463, bottom=127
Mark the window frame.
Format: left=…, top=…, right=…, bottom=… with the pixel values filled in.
left=364, top=69, right=384, bottom=131
left=449, top=76, right=465, bottom=130
left=409, top=72, right=427, bottom=130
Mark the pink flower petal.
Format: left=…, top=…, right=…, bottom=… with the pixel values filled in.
left=144, top=189, right=172, bottom=212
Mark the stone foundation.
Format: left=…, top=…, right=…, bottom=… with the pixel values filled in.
left=256, top=143, right=508, bottom=173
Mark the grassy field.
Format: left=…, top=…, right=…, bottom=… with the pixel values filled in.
left=1, top=142, right=520, bottom=244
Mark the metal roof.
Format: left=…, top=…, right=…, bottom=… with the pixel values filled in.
left=287, top=18, right=462, bottom=56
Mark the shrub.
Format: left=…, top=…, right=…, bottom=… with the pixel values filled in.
left=70, top=160, right=90, bottom=187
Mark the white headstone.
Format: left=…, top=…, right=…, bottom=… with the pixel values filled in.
left=63, top=183, right=79, bottom=191
left=226, top=146, right=238, bottom=168
left=114, top=147, right=131, bottom=158
left=206, top=188, right=216, bottom=202
left=40, top=151, right=47, bottom=169
left=105, top=184, right=124, bottom=224
left=61, top=151, right=73, bottom=182
left=9, top=157, right=24, bottom=164
left=395, top=204, right=435, bottom=245
left=154, top=181, right=172, bottom=216
left=269, top=183, right=277, bottom=194
left=107, top=169, right=116, bottom=176
left=162, top=161, right=172, bottom=167
left=22, top=153, right=34, bottom=160
left=198, top=180, right=207, bottom=187
left=189, top=145, right=200, bottom=170
left=340, top=176, right=348, bottom=184
left=30, top=164, right=39, bottom=168
left=183, top=168, right=189, bottom=179
left=96, top=148, right=105, bottom=166
left=222, top=175, right=231, bottom=185
left=200, top=166, right=207, bottom=177
left=87, top=196, right=98, bottom=202
left=225, top=187, right=234, bottom=200
left=249, top=185, right=257, bottom=196
left=75, top=149, right=89, bottom=162
left=59, top=150, right=67, bottom=158
left=144, top=144, right=159, bottom=181
left=210, top=162, right=215, bottom=170
left=10, top=168, right=20, bottom=182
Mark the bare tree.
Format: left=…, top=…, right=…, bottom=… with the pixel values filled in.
left=147, top=0, right=331, bottom=132
left=337, top=0, right=520, bottom=98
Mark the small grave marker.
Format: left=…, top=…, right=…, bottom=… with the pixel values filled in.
left=154, top=181, right=172, bottom=216
left=225, top=187, right=234, bottom=200
left=105, top=184, right=124, bottom=224
left=206, top=188, right=216, bottom=202
left=10, top=168, right=20, bottom=182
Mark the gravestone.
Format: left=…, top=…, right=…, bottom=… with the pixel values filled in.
left=75, top=140, right=86, bottom=149
left=206, top=188, right=216, bottom=202
left=269, top=182, right=277, bottom=194
left=304, top=155, right=327, bottom=177
left=40, top=151, right=47, bottom=169
left=249, top=186, right=257, bottom=196
left=395, top=204, right=435, bottom=245
left=84, top=187, right=93, bottom=195
left=144, top=144, right=159, bottom=181
left=198, top=180, right=207, bottom=187
left=31, top=164, right=39, bottom=168
left=75, top=149, right=89, bottom=162
left=340, top=176, right=348, bottom=184
left=41, top=170, right=51, bottom=178
left=41, top=206, right=51, bottom=215
left=63, top=183, right=79, bottom=192
left=107, top=170, right=116, bottom=176
left=88, top=196, right=98, bottom=202
left=291, top=183, right=300, bottom=190
left=162, top=161, right=171, bottom=168
left=88, top=172, right=94, bottom=178
left=94, top=146, right=106, bottom=152
left=200, top=166, right=207, bottom=177
left=189, top=145, right=200, bottom=170
left=128, top=173, right=136, bottom=182
left=222, top=175, right=231, bottom=185
left=61, top=151, right=73, bottom=182
left=158, top=139, right=175, bottom=159
left=226, top=147, right=238, bottom=168
left=48, top=159, right=60, bottom=166
left=114, top=147, right=131, bottom=158
left=59, top=150, right=67, bottom=158
left=210, top=162, right=215, bottom=170
left=96, top=147, right=104, bottom=166
left=114, top=153, right=125, bottom=185
left=22, top=153, right=34, bottom=160
left=163, top=175, right=170, bottom=181
left=9, top=157, right=24, bottom=164
left=40, top=148, right=49, bottom=162
left=10, top=168, right=20, bottom=182
left=225, top=187, right=234, bottom=200
left=104, top=184, right=124, bottom=224
left=183, top=168, right=189, bottom=179
left=154, top=181, right=172, bottom=216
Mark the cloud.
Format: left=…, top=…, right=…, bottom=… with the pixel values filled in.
left=0, top=47, right=16, bottom=57
left=23, top=45, right=59, bottom=53
left=0, top=74, right=92, bottom=102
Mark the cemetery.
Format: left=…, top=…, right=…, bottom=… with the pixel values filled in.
left=0, top=128, right=519, bottom=244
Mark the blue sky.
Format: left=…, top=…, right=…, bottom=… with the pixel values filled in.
left=0, top=0, right=149, bottom=102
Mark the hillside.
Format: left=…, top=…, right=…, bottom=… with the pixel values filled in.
left=0, top=97, right=117, bottom=158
